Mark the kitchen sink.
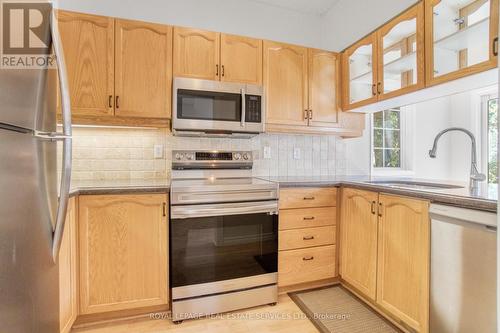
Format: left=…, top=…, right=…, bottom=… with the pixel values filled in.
left=366, top=180, right=464, bottom=190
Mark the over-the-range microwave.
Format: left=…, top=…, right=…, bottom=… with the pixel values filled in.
left=172, top=77, right=265, bottom=138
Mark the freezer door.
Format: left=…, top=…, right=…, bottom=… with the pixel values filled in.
left=0, top=128, right=59, bottom=333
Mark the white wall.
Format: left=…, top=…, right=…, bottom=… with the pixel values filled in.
left=320, top=0, right=418, bottom=51
left=57, top=0, right=419, bottom=52
left=57, top=0, right=323, bottom=49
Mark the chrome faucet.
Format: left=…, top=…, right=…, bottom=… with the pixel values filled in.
left=429, top=127, right=486, bottom=192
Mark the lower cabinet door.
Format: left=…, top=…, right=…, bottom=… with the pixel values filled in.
left=278, top=245, right=336, bottom=287
left=78, top=194, right=169, bottom=314
left=59, top=197, right=77, bottom=333
left=376, top=194, right=429, bottom=333
left=340, top=188, right=378, bottom=300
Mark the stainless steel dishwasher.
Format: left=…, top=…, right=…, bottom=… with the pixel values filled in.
left=430, top=204, right=497, bottom=333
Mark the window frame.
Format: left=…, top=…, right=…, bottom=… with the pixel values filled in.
left=371, top=107, right=414, bottom=176
left=479, top=89, right=498, bottom=185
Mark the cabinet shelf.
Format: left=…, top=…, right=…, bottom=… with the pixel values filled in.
left=383, top=51, right=416, bottom=75
left=350, top=70, right=373, bottom=84
left=434, top=17, right=489, bottom=52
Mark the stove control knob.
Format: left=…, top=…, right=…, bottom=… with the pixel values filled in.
left=243, top=153, right=250, bottom=160
left=234, top=153, right=242, bottom=160
left=186, top=153, right=194, bottom=160
left=175, top=153, right=183, bottom=160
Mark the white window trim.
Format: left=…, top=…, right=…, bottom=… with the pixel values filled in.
left=371, top=107, right=415, bottom=177
left=479, top=87, right=498, bottom=179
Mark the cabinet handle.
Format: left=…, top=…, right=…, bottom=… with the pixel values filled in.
left=304, top=110, right=309, bottom=120
left=115, top=96, right=120, bottom=109
left=303, top=256, right=314, bottom=261
left=303, top=236, right=315, bottom=240
left=216, top=64, right=219, bottom=77
left=377, top=82, right=382, bottom=95
left=494, top=37, right=499, bottom=56
left=303, top=216, right=315, bottom=221
left=378, top=202, right=383, bottom=217
left=371, top=201, right=376, bottom=215
left=303, top=196, right=315, bottom=200
left=308, top=109, right=313, bottom=120
left=162, top=202, right=167, bottom=217
left=108, top=95, right=113, bottom=108
left=372, top=84, right=376, bottom=96
left=221, top=65, right=225, bottom=77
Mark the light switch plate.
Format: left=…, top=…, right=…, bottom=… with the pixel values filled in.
left=154, top=145, right=164, bottom=159
left=263, top=146, right=271, bottom=159
left=293, top=147, right=301, bottom=160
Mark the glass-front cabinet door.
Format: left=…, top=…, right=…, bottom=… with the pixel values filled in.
left=342, top=34, right=378, bottom=110
left=426, top=0, right=499, bottom=85
left=377, top=3, right=425, bottom=100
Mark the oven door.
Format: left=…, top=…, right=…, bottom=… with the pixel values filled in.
left=170, top=201, right=278, bottom=291
left=172, top=78, right=264, bottom=134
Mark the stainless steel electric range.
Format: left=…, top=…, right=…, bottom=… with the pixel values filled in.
left=169, top=150, right=279, bottom=322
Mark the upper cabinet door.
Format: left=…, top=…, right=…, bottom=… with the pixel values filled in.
left=342, top=33, right=378, bottom=111
left=220, top=34, right=262, bottom=85
left=377, top=3, right=425, bottom=100
left=264, top=41, right=309, bottom=127
left=57, top=11, right=114, bottom=117
left=308, top=49, right=340, bottom=127
left=173, top=27, right=220, bottom=80
left=425, top=0, right=499, bottom=86
left=115, top=19, right=172, bottom=119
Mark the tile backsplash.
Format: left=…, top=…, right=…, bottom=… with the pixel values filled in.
left=65, top=127, right=349, bottom=181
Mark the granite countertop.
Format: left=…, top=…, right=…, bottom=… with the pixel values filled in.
left=70, top=178, right=171, bottom=196
left=68, top=175, right=498, bottom=212
left=263, top=176, right=498, bottom=212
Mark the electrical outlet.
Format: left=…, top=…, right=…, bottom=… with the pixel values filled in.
left=293, top=147, right=301, bottom=160
left=154, top=145, right=164, bottom=159
left=263, top=146, right=271, bottom=159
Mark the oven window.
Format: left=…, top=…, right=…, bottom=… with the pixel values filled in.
left=171, top=213, right=278, bottom=287
left=177, top=89, right=242, bottom=122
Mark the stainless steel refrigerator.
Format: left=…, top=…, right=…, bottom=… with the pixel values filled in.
left=0, top=8, right=72, bottom=333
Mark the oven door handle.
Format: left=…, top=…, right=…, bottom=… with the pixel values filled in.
left=240, top=88, right=246, bottom=128
left=171, top=201, right=278, bottom=219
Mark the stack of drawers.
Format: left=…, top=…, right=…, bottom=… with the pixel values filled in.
left=278, top=187, right=338, bottom=287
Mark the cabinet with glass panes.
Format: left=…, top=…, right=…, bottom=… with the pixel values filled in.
left=425, top=0, right=499, bottom=86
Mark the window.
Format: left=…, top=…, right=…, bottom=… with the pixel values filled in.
left=373, top=109, right=401, bottom=168
left=487, top=97, right=498, bottom=184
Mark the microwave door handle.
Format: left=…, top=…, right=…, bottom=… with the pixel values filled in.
left=241, top=88, right=246, bottom=127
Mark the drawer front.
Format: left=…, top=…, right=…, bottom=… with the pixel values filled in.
left=279, top=188, right=337, bottom=209
left=279, top=207, right=336, bottom=230
left=279, top=226, right=336, bottom=251
left=278, top=245, right=336, bottom=287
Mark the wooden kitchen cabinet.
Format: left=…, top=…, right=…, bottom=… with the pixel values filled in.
left=173, top=27, right=220, bottom=80
left=57, top=11, right=114, bottom=117
left=340, top=188, right=378, bottom=301
left=425, top=0, right=499, bottom=86
left=377, top=2, right=425, bottom=100
left=220, top=34, right=262, bottom=84
left=264, top=41, right=309, bottom=128
left=114, top=19, right=172, bottom=119
left=278, top=187, right=337, bottom=288
left=342, top=33, right=379, bottom=110
left=58, top=11, right=171, bottom=127
left=377, top=194, right=430, bottom=333
left=78, top=194, right=169, bottom=315
left=308, top=49, right=340, bottom=128
left=59, top=197, right=77, bottom=333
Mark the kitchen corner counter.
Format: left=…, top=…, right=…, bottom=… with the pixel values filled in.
left=69, top=178, right=171, bottom=197
left=262, top=176, right=498, bottom=212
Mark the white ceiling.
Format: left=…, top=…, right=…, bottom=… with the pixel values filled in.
left=249, top=0, right=341, bottom=15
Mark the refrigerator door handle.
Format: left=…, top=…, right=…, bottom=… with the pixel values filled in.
left=49, top=10, right=72, bottom=263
